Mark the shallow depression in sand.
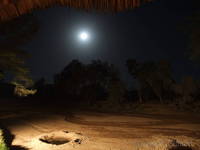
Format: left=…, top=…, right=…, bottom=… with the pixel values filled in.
left=38, top=131, right=83, bottom=146
left=39, top=136, right=71, bottom=145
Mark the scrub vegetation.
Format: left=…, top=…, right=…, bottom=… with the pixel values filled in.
left=0, top=130, right=9, bottom=150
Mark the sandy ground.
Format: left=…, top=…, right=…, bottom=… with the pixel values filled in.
left=0, top=102, right=200, bottom=150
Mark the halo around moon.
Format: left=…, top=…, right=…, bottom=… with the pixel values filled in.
left=79, top=31, right=90, bottom=42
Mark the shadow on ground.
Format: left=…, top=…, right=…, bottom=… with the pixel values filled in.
left=0, top=125, right=29, bottom=150
left=11, top=145, right=29, bottom=150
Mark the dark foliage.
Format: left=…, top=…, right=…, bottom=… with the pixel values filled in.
left=0, top=13, right=38, bottom=87
left=54, top=60, right=121, bottom=105
left=126, top=59, right=174, bottom=103
left=0, top=82, right=15, bottom=98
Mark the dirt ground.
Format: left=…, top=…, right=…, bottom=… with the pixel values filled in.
left=0, top=102, right=200, bottom=150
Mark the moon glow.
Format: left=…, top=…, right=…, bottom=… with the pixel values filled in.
left=79, top=32, right=89, bottom=41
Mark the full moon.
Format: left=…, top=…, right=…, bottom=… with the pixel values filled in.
left=79, top=32, right=89, bottom=41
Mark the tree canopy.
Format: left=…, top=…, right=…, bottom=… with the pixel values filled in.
left=54, top=60, right=121, bottom=104
left=126, top=59, right=173, bottom=102
left=0, top=14, right=38, bottom=86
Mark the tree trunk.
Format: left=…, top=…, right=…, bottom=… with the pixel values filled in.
left=149, top=82, right=163, bottom=103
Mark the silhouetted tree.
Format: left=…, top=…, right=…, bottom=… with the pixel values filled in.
left=54, top=60, right=121, bottom=105
left=54, top=60, right=86, bottom=100
left=127, top=59, right=173, bottom=103
left=126, top=59, right=145, bottom=103
left=172, top=76, right=197, bottom=104
left=83, top=60, right=119, bottom=104
left=0, top=14, right=38, bottom=86
left=147, top=60, right=173, bottom=103
left=107, top=78, right=126, bottom=105
left=33, top=78, right=46, bottom=96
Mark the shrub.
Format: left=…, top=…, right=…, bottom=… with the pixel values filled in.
left=14, top=84, right=37, bottom=97
left=0, top=129, right=9, bottom=150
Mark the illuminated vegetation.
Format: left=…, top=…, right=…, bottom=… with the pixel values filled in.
left=14, top=84, right=37, bottom=97
left=0, top=130, right=9, bottom=150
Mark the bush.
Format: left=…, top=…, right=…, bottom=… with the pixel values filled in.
left=0, top=129, right=9, bottom=150
left=14, top=84, right=37, bottom=97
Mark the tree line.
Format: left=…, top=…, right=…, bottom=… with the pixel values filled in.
left=29, top=59, right=200, bottom=111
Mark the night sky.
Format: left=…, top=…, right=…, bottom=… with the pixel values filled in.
left=24, top=0, right=198, bottom=87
